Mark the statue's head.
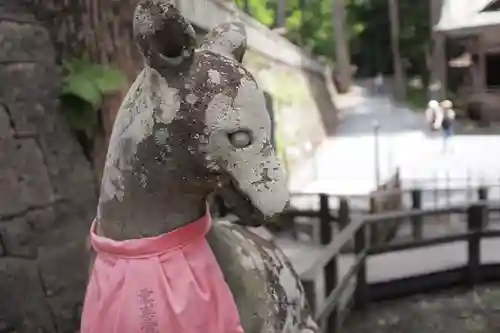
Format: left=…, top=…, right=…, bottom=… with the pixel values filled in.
left=120, top=0, right=289, bottom=226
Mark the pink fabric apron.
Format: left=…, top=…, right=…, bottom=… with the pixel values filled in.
left=80, top=214, right=244, bottom=333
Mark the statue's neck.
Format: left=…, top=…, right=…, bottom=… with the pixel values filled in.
left=96, top=188, right=208, bottom=241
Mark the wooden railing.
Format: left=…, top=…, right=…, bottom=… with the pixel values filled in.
left=282, top=189, right=500, bottom=333
left=282, top=184, right=492, bottom=243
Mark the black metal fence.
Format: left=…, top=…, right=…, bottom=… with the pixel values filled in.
left=282, top=189, right=500, bottom=333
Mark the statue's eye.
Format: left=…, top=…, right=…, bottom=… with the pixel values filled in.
left=228, top=130, right=252, bottom=148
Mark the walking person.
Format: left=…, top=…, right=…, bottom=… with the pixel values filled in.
left=425, top=100, right=441, bottom=131
left=374, top=72, right=384, bottom=94
left=438, top=99, right=456, bottom=153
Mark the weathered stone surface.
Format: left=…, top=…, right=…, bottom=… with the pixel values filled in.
left=0, top=20, right=54, bottom=63
left=5, top=100, right=56, bottom=136
left=0, top=138, right=54, bottom=217
left=38, top=125, right=97, bottom=202
left=0, top=62, right=59, bottom=104
left=39, top=242, right=89, bottom=332
left=25, top=206, right=56, bottom=231
left=0, top=1, right=36, bottom=22
left=0, top=172, right=25, bottom=217
left=0, top=234, right=5, bottom=256
left=0, top=3, right=97, bottom=332
left=0, top=258, right=56, bottom=333
left=36, top=202, right=92, bottom=330
left=0, top=104, right=12, bottom=138
left=0, top=217, right=37, bottom=258
left=34, top=201, right=93, bottom=253
left=46, top=294, right=84, bottom=333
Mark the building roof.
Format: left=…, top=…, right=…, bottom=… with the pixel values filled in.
left=435, top=0, right=500, bottom=33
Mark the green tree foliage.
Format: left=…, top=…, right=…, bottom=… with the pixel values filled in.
left=235, top=0, right=431, bottom=80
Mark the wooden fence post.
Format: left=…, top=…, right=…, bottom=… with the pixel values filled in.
left=319, top=194, right=332, bottom=245
left=478, top=187, right=488, bottom=201
left=301, top=279, right=316, bottom=316
left=466, top=203, right=486, bottom=287
left=477, top=187, right=489, bottom=229
left=354, top=222, right=368, bottom=310
left=338, top=197, right=350, bottom=230
left=369, top=195, right=379, bottom=246
left=318, top=194, right=339, bottom=333
left=411, top=189, right=423, bottom=240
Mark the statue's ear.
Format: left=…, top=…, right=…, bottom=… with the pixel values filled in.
left=133, top=0, right=196, bottom=70
left=200, top=22, right=247, bottom=63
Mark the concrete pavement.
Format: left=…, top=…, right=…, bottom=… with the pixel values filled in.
left=289, top=87, right=500, bottom=207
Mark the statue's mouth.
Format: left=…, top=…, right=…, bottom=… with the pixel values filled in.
left=216, top=178, right=266, bottom=227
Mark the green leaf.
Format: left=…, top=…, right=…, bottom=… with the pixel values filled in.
left=95, top=68, right=127, bottom=93
left=62, top=75, right=102, bottom=109
left=60, top=56, right=127, bottom=148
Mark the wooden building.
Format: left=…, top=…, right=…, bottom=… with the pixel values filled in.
left=434, top=0, right=500, bottom=122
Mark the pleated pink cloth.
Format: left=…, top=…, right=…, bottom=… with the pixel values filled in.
left=80, top=213, right=244, bottom=333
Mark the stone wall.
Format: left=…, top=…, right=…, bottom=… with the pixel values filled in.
left=242, top=51, right=336, bottom=181
left=0, top=2, right=97, bottom=332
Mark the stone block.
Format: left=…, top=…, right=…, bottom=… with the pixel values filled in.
left=0, top=235, right=5, bottom=256
left=34, top=201, right=93, bottom=252
left=37, top=249, right=85, bottom=297
left=0, top=62, right=59, bottom=105
left=0, top=1, right=36, bottom=22
left=38, top=125, right=97, bottom=202
left=0, top=162, right=27, bottom=217
left=25, top=206, right=56, bottom=232
left=37, top=242, right=88, bottom=327
left=46, top=288, right=86, bottom=332
left=0, top=217, right=37, bottom=258
left=0, top=20, right=54, bottom=63
left=0, top=138, right=54, bottom=217
left=0, top=258, right=56, bottom=332
left=5, top=100, right=56, bottom=136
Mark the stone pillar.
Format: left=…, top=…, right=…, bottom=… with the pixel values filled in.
left=0, top=3, right=97, bottom=332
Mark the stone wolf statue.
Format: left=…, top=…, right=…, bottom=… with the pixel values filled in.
left=84, top=0, right=318, bottom=332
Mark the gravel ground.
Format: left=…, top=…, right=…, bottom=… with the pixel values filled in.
left=343, top=284, right=500, bottom=333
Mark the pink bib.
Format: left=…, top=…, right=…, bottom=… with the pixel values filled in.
left=80, top=214, right=244, bottom=333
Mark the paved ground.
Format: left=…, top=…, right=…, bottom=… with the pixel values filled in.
left=289, top=86, right=500, bottom=207
left=344, top=283, right=500, bottom=333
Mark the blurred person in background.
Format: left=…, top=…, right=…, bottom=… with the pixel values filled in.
left=425, top=100, right=441, bottom=131
left=437, top=99, right=456, bottom=152
left=374, top=72, right=384, bottom=94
